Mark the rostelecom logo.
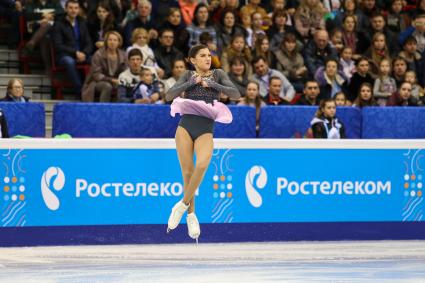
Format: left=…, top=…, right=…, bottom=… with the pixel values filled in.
left=245, top=166, right=268, bottom=208
left=41, top=167, right=66, bottom=211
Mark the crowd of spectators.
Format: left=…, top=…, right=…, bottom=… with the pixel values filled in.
left=2, top=0, right=425, bottom=138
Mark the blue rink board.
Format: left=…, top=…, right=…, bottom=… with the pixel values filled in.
left=1, top=143, right=425, bottom=246
left=1, top=222, right=425, bottom=246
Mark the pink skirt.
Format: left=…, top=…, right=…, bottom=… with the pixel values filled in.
left=170, top=97, right=233, bottom=124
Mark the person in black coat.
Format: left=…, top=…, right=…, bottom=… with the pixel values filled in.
left=154, top=28, right=184, bottom=78
left=0, top=109, right=9, bottom=138
left=0, top=0, right=22, bottom=48
left=311, top=98, right=346, bottom=139
left=52, top=0, right=93, bottom=96
left=348, top=57, right=374, bottom=101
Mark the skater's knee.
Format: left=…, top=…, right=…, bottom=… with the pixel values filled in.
left=195, top=159, right=210, bottom=171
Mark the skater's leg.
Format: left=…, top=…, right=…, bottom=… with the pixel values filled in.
left=167, top=126, right=194, bottom=231
left=182, top=133, right=213, bottom=204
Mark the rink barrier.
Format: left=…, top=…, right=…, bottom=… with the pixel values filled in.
left=52, top=103, right=257, bottom=138
left=0, top=139, right=425, bottom=246
left=1, top=103, right=425, bottom=139
left=0, top=102, right=45, bottom=137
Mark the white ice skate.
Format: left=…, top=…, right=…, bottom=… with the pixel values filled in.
left=167, top=200, right=189, bottom=233
left=187, top=212, right=201, bottom=244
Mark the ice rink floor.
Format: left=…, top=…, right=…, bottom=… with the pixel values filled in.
left=1, top=241, right=425, bottom=283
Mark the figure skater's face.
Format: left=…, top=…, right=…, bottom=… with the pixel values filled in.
left=191, top=48, right=212, bottom=72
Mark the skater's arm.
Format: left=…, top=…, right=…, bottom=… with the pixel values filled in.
left=166, top=71, right=195, bottom=101
left=207, top=69, right=240, bottom=100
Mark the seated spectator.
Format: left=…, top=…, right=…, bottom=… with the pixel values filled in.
left=330, top=28, right=344, bottom=54
left=297, top=80, right=320, bottom=105
left=294, top=0, right=326, bottom=42
left=238, top=81, right=266, bottom=131
left=373, top=58, right=397, bottom=106
left=387, top=0, right=410, bottom=34
left=221, top=34, right=252, bottom=75
left=357, top=0, right=380, bottom=32
left=264, top=76, right=289, bottom=105
left=368, top=13, right=400, bottom=56
left=199, top=32, right=221, bottom=69
left=398, top=36, right=422, bottom=74
left=323, top=0, right=341, bottom=14
left=118, top=49, right=143, bottom=103
left=158, top=8, right=190, bottom=55
left=339, top=46, right=356, bottom=82
left=211, top=0, right=241, bottom=24
left=399, top=14, right=425, bottom=54
left=123, top=0, right=157, bottom=47
left=52, top=0, right=93, bottom=97
left=0, top=108, right=9, bottom=138
left=348, top=57, right=374, bottom=101
left=274, top=32, right=307, bottom=93
left=315, top=58, right=348, bottom=101
left=154, top=29, right=184, bottom=79
left=352, top=82, right=377, bottom=107
left=186, top=3, right=217, bottom=48
left=162, top=59, right=187, bottom=93
left=253, top=34, right=275, bottom=68
left=267, top=9, right=293, bottom=50
left=405, top=70, right=425, bottom=105
left=251, top=55, right=295, bottom=102
left=227, top=56, right=250, bottom=97
left=303, top=29, right=338, bottom=78
left=127, top=28, right=163, bottom=78
left=82, top=31, right=127, bottom=102
left=311, top=98, right=346, bottom=139
left=341, top=14, right=369, bottom=58
left=87, top=0, right=131, bottom=24
left=23, top=0, right=64, bottom=74
left=387, top=81, right=419, bottom=106
left=364, top=32, right=389, bottom=78
left=240, top=0, right=271, bottom=31
left=392, top=56, right=408, bottom=87
left=133, top=68, right=160, bottom=104
left=332, top=0, right=365, bottom=34
left=150, top=0, right=179, bottom=27
left=215, top=8, right=245, bottom=53
left=267, top=0, right=286, bottom=19
left=87, top=2, right=120, bottom=50
left=334, top=92, right=350, bottom=106
left=249, top=12, right=267, bottom=47
left=2, top=79, right=30, bottom=102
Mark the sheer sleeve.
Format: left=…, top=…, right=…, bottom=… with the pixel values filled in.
left=208, top=69, right=241, bottom=100
left=166, top=71, right=195, bottom=101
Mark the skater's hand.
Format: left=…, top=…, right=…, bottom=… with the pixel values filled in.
left=194, top=75, right=202, bottom=84
left=201, top=79, right=209, bottom=88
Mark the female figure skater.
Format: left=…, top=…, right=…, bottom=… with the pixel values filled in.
left=166, top=44, right=240, bottom=242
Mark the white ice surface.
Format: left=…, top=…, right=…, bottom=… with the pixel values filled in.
left=0, top=241, right=425, bottom=283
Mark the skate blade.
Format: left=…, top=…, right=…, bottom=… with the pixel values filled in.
left=167, top=227, right=171, bottom=233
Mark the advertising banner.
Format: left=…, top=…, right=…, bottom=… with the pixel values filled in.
left=1, top=140, right=424, bottom=228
